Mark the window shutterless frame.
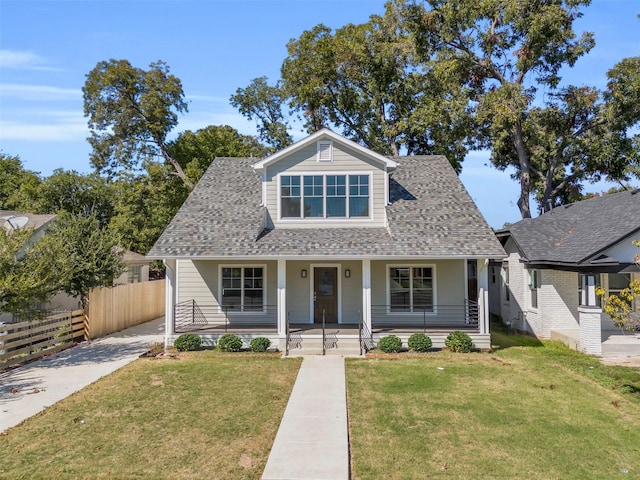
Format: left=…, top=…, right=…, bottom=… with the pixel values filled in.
left=277, top=172, right=372, bottom=221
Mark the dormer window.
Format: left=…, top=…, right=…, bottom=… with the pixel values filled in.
left=317, top=141, right=333, bottom=162
left=279, top=173, right=370, bottom=219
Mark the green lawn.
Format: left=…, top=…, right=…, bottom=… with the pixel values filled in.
left=346, top=332, right=640, bottom=480
left=0, top=353, right=301, bottom=480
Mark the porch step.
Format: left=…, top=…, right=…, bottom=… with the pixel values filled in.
left=283, top=336, right=362, bottom=357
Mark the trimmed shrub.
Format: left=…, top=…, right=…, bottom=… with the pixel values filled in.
left=378, top=335, right=403, bottom=353
left=174, top=333, right=202, bottom=352
left=408, top=333, right=432, bottom=352
left=250, top=337, right=272, bottom=352
left=445, top=331, right=473, bottom=353
left=217, top=333, right=243, bottom=352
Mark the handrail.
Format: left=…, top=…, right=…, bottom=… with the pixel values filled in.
left=358, top=310, right=374, bottom=354
left=285, top=311, right=290, bottom=356
left=322, top=309, right=326, bottom=356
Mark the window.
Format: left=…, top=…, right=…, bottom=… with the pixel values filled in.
left=529, top=270, right=539, bottom=309
left=281, top=176, right=301, bottom=217
left=221, top=266, right=264, bottom=312
left=127, top=265, right=142, bottom=283
left=579, top=273, right=601, bottom=307
left=389, top=266, right=434, bottom=312
left=608, top=273, right=631, bottom=296
left=280, top=174, right=370, bottom=219
left=503, top=265, right=510, bottom=302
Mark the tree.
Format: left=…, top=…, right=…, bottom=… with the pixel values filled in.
left=82, top=59, right=193, bottom=188
left=597, top=241, right=640, bottom=331
left=0, top=213, right=123, bottom=314
left=38, top=169, right=114, bottom=227
left=232, top=7, right=474, bottom=171
left=230, top=77, right=292, bottom=152
left=407, top=0, right=597, bottom=217
left=167, top=125, right=267, bottom=185
left=0, top=153, right=42, bottom=211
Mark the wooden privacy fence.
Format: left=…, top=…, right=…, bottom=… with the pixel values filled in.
left=86, top=280, right=165, bottom=339
left=0, top=310, right=86, bottom=369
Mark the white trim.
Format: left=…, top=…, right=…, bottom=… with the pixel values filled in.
left=385, top=263, right=437, bottom=315
left=309, top=263, right=343, bottom=324
left=277, top=171, right=373, bottom=222
left=151, top=254, right=507, bottom=261
left=217, top=264, right=268, bottom=314
left=362, top=259, right=371, bottom=332
left=277, top=259, right=286, bottom=335
left=253, top=128, right=397, bottom=171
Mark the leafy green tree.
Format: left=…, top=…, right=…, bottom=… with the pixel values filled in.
left=280, top=14, right=472, bottom=168
left=230, top=77, right=292, bottom=152
left=0, top=153, right=42, bottom=211
left=167, top=125, right=266, bottom=185
left=83, top=59, right=193, bottom=188
left=407, top=0, right=597, bottom=217
left=0, top=213, right=123, bottom=314
left=109, top=161, right=187, bottom=255
left=38, top=169, right=114, bottom=226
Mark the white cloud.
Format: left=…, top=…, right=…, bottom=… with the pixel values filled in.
left=0, top=50, right=60, bottom=71
left=0, top=119, right=88, bottom=142
left=0, top=83, right=80, bottom=101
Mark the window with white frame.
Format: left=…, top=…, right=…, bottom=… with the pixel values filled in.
left=579, top=273, right=601, bottom=307
left=389, top=266, right=434, bottom=312
left=503, top=265, right=510, bottom=302
left=529, top=269, right=539, bottom=309
left=220, top=266, right=265, bottom=312
left=280, top=174, right=370, bottom=219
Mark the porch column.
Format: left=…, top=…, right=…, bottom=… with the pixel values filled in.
left=362, top=259, right=372, bottom=332
left=163, top=259, right=176, bottom=349
left=579, top=307, right=602, bottom=356
left=277, top=259, right=286, bottom=336
left=477, top=259, right=489, bottom=335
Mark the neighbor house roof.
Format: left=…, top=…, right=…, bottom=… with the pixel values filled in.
left=0, top=210, right=57, bottom=232
left=148, top=155, right=504, bottom=259
left=496, top=189, right=640, bottom=267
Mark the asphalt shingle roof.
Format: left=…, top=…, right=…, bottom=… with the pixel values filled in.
left=147, top=155, right=505, bottom=259
left=497, top=190, right=640, bottom=265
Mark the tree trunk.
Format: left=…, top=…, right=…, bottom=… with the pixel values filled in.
left=513, top=122, right=532, bottom=219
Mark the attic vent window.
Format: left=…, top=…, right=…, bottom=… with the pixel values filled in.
left=317, top=141, right=333, bottom=162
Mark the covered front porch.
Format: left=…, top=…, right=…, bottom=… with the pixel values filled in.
left=164, top=257, right=492, bottom=352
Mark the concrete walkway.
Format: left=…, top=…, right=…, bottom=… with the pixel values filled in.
left=0, top=317, right=164, bottom=433
left=262, top=355, right=350, bottom=480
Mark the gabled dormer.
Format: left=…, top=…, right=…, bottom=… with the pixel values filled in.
left=253, top=129, right=397, bottom=228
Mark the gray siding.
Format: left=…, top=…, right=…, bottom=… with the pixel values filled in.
left=264, top=142, right=387, bottom=228
left=370, top=259, right=466, bottom=326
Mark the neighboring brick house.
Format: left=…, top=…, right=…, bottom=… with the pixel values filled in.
left=148, top=129, right=505, bottom=353
left=491, top=190, right=640, bottom=355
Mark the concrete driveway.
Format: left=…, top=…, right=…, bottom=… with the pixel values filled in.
left=0, top=317, right=164, bottom=433
left=601, top=330, right=640, bottom=367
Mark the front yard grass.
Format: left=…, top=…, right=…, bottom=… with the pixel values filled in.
left=0, top=353, right=301, bottom=480
left=347, top=332, right=640, bottom=480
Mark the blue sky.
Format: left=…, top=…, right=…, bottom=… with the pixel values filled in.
left=0, top=0, right=638, bottom=228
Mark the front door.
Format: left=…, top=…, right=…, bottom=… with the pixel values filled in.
left=314, top=267, right=338, bottom=323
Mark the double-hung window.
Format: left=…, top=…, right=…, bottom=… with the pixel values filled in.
left=389, top=266, right=434, bottom=313
left=221, top=266, right=264, bottom=312
left=280, top=174, right=370, bottom=219
left=579, top=273, right=601, bottom=307
left=529, top=269, right=539, bottom=309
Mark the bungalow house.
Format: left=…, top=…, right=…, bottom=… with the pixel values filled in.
left=147, top=129, right=505, bottom=353
left=491, top=190, right=640, bottom=355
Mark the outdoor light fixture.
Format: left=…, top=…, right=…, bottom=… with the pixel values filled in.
left=345, top=269, right=351, bottom=278
left=301, top=269, right=307, bottom=278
